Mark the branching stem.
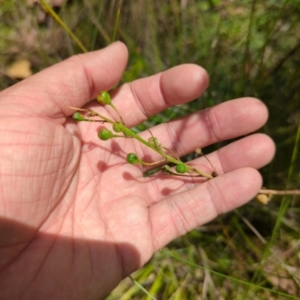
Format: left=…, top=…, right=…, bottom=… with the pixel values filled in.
left=70, top=106, right=214, bottom=179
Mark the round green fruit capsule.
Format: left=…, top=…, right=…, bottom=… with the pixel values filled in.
left=113, top=123, right=122, bottom=132
left=175, top=164, right=187, bottom=174
left=72, top=112, right=85, bottom=122
left=98, top=129, right=113, bottom=140
left=127, top=153, right=139, bottom=164
left=97, top=91, right=111, bottom=105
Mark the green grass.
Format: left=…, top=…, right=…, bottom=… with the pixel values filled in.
left=1, top=0, right=299, bottom=299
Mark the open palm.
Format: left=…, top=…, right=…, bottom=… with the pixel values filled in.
left=0, top=42, right=275, bottom=299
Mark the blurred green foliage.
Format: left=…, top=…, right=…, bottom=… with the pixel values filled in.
left=0, top=0, right=299, bottom=298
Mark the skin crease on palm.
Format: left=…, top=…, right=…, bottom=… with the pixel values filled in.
left=0, top=42, right=275, bottom=299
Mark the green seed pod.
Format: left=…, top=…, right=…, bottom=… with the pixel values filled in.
left=97, top=91, right=111, bottom=105
left=113, top=122, right=122, bottom=132
left=98, top=128, right=114, bottom=141
left=72, top=112, right=87, bottom=122
left=127, top=153, right=139, bottom=164
left=175, top=164, right=187, bottom=174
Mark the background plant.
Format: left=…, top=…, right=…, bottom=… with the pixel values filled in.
left=0, top=0, right=299, bottom=299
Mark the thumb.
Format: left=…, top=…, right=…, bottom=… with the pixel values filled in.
left=0, top=42, right=128, bottom=120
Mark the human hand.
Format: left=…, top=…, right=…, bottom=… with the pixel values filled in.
left=0, top=42, right=275, bottom=299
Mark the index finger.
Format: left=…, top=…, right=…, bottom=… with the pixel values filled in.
left=0, top=42, right=128, bottom=121
left=108, top=64, right=209, bottom=128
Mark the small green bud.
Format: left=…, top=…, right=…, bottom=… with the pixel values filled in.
left=127, top=153, right=139, bottom=164
left=113, top=122, right=122, bottom=132
left=175, top=164, right=187, bottom=174
left=97, top=91, right=111, bottom=105
left=98, top=128, right=114, bottom=141
left=148, top=136, right=161, bottom=148
left=72, top=112, right=87, bottom=122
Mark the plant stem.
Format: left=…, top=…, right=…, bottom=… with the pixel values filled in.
left=39, top=0, right=88, bottom=53
left=121, top=123, right=213, bottom=179
left=76, top=108, right=214, bottom=179
left=259, top=189, right=300, bottom=196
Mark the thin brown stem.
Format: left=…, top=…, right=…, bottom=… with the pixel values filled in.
left=259, top=189, right=300, bottom=196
